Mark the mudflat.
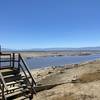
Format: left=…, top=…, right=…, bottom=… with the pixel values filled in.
left=19, top=50, right=99, bottom=57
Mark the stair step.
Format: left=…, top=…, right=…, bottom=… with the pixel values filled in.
left=13, top=96, right=29, bottom=100
left=6, top=91, right=22, bottom=99
left=0, top=91, right=23, bottom=100
left=8, top=86, right=20, bottom=91
left=0, top=86, right=21, bottom=94
left=6, top=80, right=24, bottom=86
left=5, top=89, right=30, bottom=99
left=4, top=75, right=21, bottom=83
left=0, top=88, right=30, bottom=96
left=13, top=94, right=31, bottom=100
left=6, top=81, right=18, bottom=86
left=0, top=68, right=19, bottom=76
left=3, top=74, right=15, bottom=78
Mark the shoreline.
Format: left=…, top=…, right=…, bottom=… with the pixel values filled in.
left=30, top=59, right=99, bottom=72
left=28, top=58, right=100, bottom=70
left=30, top=59, right=100, bottom=82
left=32, top=59, right=100, bottom=100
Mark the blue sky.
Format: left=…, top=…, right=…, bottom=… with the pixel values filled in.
left=0, top=0, right=100, bottom=49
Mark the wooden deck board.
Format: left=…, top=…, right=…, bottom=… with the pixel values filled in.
left=0, top=68, right=13, bottom=73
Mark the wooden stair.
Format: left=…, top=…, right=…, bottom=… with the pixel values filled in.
left=0, top=53, right=36, bottom=100
left=0, top=68, right=33, bottom=100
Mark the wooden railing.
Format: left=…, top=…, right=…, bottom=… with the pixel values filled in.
left=0, top=53, right=12, bottom=69
left=0, top=71, right=8, bottom=100
left=0, top=52, right=36, bottom=99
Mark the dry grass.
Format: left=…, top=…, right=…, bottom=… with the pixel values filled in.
left=52, top=95, right=75, bottom=100
left=46, top=93, right=96, bottom=100
left=79, top=71, right=100, bottom=83
left=33, top=60, right=100, bottom=100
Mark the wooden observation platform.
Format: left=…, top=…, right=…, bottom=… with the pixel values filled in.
left=0, top=48, right=36, bottom=100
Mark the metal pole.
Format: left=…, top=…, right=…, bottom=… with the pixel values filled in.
left=0, top=45, right=1, bottom=69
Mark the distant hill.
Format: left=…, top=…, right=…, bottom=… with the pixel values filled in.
left=1, top=47, right=100, bottom=52
left=23, top=47, right=100, bottom=51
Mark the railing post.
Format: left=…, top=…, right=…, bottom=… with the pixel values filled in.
left=2, top=84, right=5, bottom=100
left=12, top=53, right=15, bottom=68
left=10, top=54, right=11, bottom=67
left=18, top=54, right=20, bottom=70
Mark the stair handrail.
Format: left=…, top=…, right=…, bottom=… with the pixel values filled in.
left=19, top=54, right=36, bottom=85
left=18, top=54, right=36, bottom=94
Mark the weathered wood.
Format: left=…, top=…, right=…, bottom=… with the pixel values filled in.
left=0, top=71, right=8, bottom=100
left=0, top=52, right=36, bottom=99
left=0, top=72, right=8, bottom=90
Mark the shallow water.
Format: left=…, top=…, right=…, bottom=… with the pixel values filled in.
left=25, top=54, right=100, bottom=69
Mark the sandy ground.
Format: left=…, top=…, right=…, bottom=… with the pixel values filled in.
left=30, top=60, right=100, bottom=100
